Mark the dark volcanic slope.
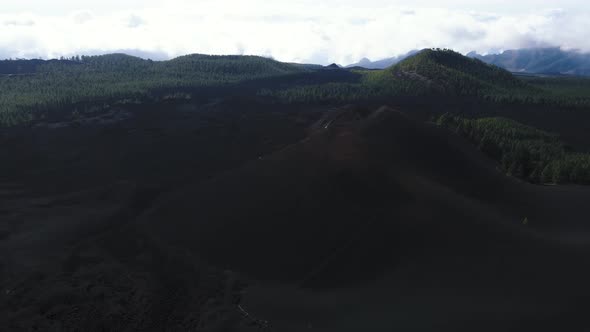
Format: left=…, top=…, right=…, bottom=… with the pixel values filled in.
left=140, top=106, right=590, bottom=331
left=0, top=99, right=325, bottom=331
left=2, top=102, right=590, bottom=331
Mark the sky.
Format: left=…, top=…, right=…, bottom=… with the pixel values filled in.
left=1, top=0, right=590, bottom=65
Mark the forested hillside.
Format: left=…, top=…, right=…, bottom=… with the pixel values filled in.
left=522, top=75, right=590, bottom=106
left=260, top=49, right=550, bottom=103
left=437, top=113, right=590, bottom=184
left=3, top=49, right=590, bottom=127
left=260, top=49, right=531, bottom=103
left=0, top=54, right=304, bottom=126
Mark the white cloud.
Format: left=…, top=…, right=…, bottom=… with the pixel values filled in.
left=72, top=11, right=94, bottom=24
left=126, top=15, right=145, bottom=28
left=0, top=0, right=589, bottom=64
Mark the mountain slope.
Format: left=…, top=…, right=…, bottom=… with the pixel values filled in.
left=138, top=105, right=590, bottom=331
left=391, top=50, right=522, bottom=87
left=362, top=49, right=532, bottom=97
left=2, top=101, right=590, bottom=331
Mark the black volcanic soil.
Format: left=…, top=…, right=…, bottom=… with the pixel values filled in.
left=0, top=98, right=324, bottom=331
left=1, top=100, right=590, bottom=331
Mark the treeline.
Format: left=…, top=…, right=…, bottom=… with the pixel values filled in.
left=258, top=83, right=369, bottom=103
left=257, top=65, right=451, bottom=103
left=0, top=54, right=303, bottom=126
left=522, top=76, right=590, bottom=107
left=436, top=114, right=590, bottom=185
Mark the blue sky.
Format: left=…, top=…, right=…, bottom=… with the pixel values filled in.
left=2, top=0, right=589, bottom=64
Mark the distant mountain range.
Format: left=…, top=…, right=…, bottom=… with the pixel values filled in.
left=468, top=48, right=590, bottom=76
left=349, top=48, right=590, bottom=76
left=345, top=50, right=420, bottom=69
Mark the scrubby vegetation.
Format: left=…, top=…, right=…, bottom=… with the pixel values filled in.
left=436, top=113, right=590, bottom=184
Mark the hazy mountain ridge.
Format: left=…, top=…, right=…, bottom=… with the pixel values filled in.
left=468, top=48, right=590, bottom=76
left=5, top=48, right=590, bottom=76
left=345, top=50, right=420, bottom=69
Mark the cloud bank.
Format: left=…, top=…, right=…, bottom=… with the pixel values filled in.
left=1, top=0, right=589, bottom=65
